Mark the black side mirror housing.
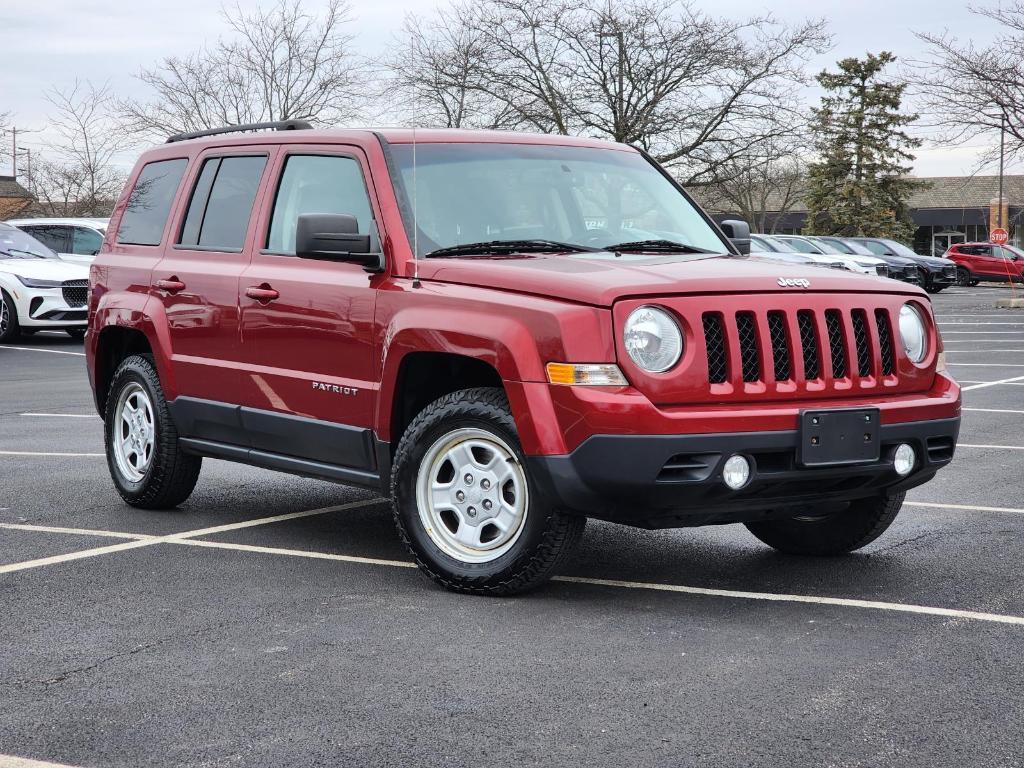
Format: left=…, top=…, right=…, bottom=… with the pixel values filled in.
left=720, top=219, right=751, bottom=255
left=295, top=213, right=383, bottom=272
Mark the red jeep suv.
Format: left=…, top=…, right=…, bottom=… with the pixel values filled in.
left=86, top=122, right=961, bottom=594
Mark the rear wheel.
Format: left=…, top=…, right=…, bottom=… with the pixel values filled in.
left=0, top=289, right=20, bottom=342
left=104, top=354, right=202, bottom=509
left=745, top=492, right=905, bottom=556
left=391, top=387, right=585, bottom=595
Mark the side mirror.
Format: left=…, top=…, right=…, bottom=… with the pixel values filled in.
left=720, top=219, right=751, bottom=255
left=295, top=213, right=383, bottom=272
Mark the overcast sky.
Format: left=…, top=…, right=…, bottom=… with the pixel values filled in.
left=0, top=0, right=1014, bottom=177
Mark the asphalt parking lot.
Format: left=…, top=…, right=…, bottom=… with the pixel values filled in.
left=1, top=285, right=1023, bottom=768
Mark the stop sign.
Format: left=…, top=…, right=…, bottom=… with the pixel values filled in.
left=991, top=227, right=1009, bottom=245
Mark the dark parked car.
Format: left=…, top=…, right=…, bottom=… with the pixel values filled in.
left=849, top=237, right=958, bottom=293
left=806, top=236, right=923, bottom=287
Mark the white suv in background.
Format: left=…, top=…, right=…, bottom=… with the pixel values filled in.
left=5, top=217, right=109, bottom=265
left=0, top=223, right=89, bottom=342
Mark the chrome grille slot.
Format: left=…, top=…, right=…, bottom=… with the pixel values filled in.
left=825, top=309, right=847, bottom=378
left=736, top=312, right=761, bottom=383
left=703, top=313, right=728, bottom=384
left=767, top=311, right=791, bottom=381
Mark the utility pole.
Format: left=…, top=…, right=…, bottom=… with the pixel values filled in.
left=598, top=29, right=625, bottom=142
left=10, top=126, right=15, bottom=178
left=998, top=112, right=1006, bottom=229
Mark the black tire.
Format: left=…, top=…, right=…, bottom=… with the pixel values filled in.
left=391, top=387, right=585, bottom=595
left=104, top=354, right=202, bottom=509
left=0, top=289, right=20, bottom=342
left=66, top=329, right=86, bottom=340
left=745, top=492, right=905, bottom=556
left=956, top=267, right=973, bottom=287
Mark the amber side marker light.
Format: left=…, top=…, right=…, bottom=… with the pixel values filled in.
left=546, top=363, right=628, bottom=386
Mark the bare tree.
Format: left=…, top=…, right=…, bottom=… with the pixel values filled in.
left=914, top=3, right=1024, bottom=165
left=119, top=0, right=366, bottom=139
left=386, top=0, right=828, bottom=185
left=702, top=137, right=808, bottom=233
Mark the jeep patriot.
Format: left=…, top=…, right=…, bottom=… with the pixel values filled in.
left=86, top=122, right=961, bottom=594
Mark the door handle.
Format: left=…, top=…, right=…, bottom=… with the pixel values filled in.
left=155, top=277, right=186, bottom=294
left=246, top=285, right=280, bottom=303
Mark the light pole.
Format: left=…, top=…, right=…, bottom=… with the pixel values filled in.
left=598, top=29, right=625, bottom=142
left=998, top=112, right=1006, bottom=230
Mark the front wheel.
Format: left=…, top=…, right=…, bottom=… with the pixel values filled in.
left=0, top=289, right=20, bottom=342
left=104, top=354, right=202, bottom=509
left=745, top=492, right=905, bottom=556
left=66, top=329, right=86, bottom=340
left=956, top=267, right=973, bottom=287
left=391, top=387, right=584, bottom=595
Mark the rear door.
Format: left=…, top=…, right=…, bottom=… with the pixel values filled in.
left=151, top=147, right=271, bottom=421
left=236, top=146, right=384, bottom=470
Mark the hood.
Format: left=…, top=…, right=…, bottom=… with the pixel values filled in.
left=0, top=258, right=89, bottom=282
left=414, top=252, right=923, bottom=306
left=56, top=252, right=95, bottom=266
left=912, top=254, right=956, bottom=267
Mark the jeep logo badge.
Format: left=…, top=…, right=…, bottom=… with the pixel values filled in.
left=778, top=277, right=811, bottom=289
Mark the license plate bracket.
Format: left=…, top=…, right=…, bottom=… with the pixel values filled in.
left=798, top=408, right=881, bottom=467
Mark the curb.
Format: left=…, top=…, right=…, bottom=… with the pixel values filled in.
left=994, top=298, right=1024, bottom=309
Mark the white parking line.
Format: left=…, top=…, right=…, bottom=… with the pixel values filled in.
left=0, top=523, right=154, bottom=540
left=948, top=363, right=1024, bottom=367
left=0, top=754, right=85, bottom=768
left=0, top=499, right=382, bottom=575
left=18, top=413, right=98, bottom=418
left=0, top=451, right=103, bottom=457
left=906, top=501, right=1024, bottom=515
left=0, top=346, right=85, bottom=357
left=551, top=576, right=1024, bottom=626
left=177, top=538, right=418, bottom=568
left=956, top=443, right=1024, bottom=451
left=961, top=374, right=1024, bottom=391
left=963, top=407, right=1024, bottom=415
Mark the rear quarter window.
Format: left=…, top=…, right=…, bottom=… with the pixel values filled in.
left=117, top=158, right=189, bottom=246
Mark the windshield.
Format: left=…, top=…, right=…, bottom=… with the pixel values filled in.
left=758, top=235, right=798, bottom=253
left=390, top=143, right=728, bottom=257
left=881, top=239, right=919, bottom=258
left=0, top=225, right=57, bottom=259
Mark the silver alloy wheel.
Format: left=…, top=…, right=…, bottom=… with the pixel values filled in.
left=0, top=293, right=9, bottom=336
left=112, top=381, right=156, bottom=483
left=415, top=427, right=529, bottom=563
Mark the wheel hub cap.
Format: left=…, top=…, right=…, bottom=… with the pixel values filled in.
left=415, top=427, right=529, bottom=564
left=112, top=382, right=156, bottom=483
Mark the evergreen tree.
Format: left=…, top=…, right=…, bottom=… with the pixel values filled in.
left=804, top=52, right=924, bottom=241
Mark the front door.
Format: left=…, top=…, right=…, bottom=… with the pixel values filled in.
left=237, top=148, right=384, bottom=472
left=152, top=149, right=271, bottom=414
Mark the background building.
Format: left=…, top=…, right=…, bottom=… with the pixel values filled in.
left=699, top=174, right=1024, bottom=256
left=0, top=175, right=34, bottom=219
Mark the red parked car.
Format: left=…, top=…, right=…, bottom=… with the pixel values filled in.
left=86, top=123, right=961, bottom=595
left=944, top=242, right=1024, bottom=286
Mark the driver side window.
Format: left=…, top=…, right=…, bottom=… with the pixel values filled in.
left=266, top=155, right=373, bottom=255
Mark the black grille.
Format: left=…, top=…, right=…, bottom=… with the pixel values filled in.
left=851, top=310, right=872, bottom=377
left=736, top=312, right=761, bottom=382
left=703, top=313, right=727, bottom=384
left=62, top=279, right=88, bottom=308
left=767, top=311, right=791, bottom=381
left=825, top=310, right=847, bottom=378
left=875, top=309, right=895, bottom=375
left=797, top=310, right=820, bottom=379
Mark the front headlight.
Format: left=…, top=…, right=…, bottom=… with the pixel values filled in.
left=17, top=275, right=62, bottom=289
left=623, top=305, right=683, bottom=373
left=899, top=303, right=928, bottom=363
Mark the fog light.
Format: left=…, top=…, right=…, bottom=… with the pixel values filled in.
left=722, top=454, right=751, bottom=490
left=894, top=443, right=916, bottom=476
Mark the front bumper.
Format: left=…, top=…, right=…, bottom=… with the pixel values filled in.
left=527, top=416, right=960, bottom=529
left=925, top=266, right=957, bottom=288
left=12, top=286, right=87, bottom=328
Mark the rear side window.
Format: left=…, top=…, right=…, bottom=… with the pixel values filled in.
left=266, top=155, right=373, bottom=254
left=179, top=155, right=267, bottom=251
left=24, top=226, right=69, bottom=253
left=72, top=227, right=103, bottom=255
left=117, top=159, right=189, bottom=246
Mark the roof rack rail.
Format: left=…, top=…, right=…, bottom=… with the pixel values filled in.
left=165, top=119, right=314, bottom=144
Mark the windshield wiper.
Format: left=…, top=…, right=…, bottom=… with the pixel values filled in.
left=605, top=239, right=716, bottom=254
left=0, top=248, right=46, bottom=259
left=424, top=239, right=599, bottom=258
